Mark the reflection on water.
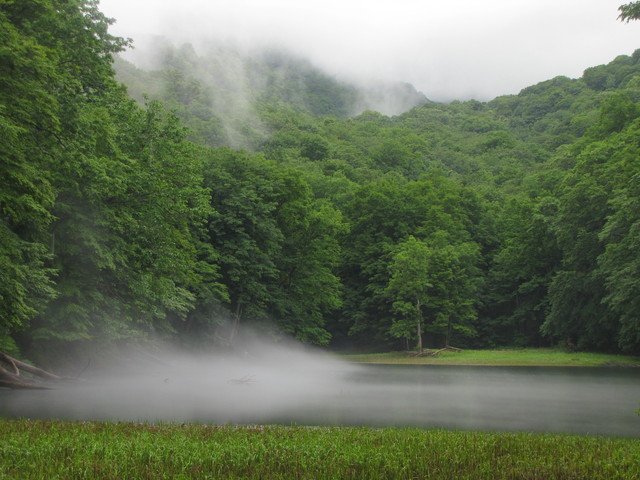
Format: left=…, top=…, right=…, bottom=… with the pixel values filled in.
left=1, top=358, right=639, bottom=437
left=291, top=365, right=640, bottom=437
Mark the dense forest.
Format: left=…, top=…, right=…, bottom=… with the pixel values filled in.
left=2, top=0, right=640, bottom=369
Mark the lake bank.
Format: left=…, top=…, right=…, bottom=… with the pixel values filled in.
left=1, top=420, right=638, bottom=479
left=342, top=348, right=640, bottom=367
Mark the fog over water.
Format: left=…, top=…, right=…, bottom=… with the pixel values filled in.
left=2, top=341, right=639, bottom=437
left=99, top=0, right=640, bottom=101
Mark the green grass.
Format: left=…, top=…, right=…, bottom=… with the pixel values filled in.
left=0, top=420, right=638, bottom=479
left=343, top=348, right=640, bottom=367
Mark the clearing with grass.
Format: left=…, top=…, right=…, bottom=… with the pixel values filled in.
left=344, top=348, right=640, bottom=367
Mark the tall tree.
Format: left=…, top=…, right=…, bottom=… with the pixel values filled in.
left=384, top=236, right=432, bottom=352
left=341, top=173, right=485, bottom=349
left=269, top=179, right=345, bottom=344
left=202, top=148, right=344, bottom=344
left=29, top=96, right=213, bottom=350
left=424, top=238, right=482, bottom=348
left=598, top=176, right=640, bottom=352
left=0, top=0, right=130, bottom=351
left=385, top=234, right=482, bottom=352
left=482, top=196, right=561, bottom=347
left=201, top=149, right=283, bottom=343
left=0, top=6, right=58, bottom=339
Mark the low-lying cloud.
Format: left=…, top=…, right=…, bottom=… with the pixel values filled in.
left=100, top=0, right=639, bottom=102
left=1, top=339, right=639, bottom=436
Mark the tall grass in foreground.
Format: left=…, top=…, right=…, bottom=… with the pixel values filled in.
left=1, top=420, right=638, bottom=479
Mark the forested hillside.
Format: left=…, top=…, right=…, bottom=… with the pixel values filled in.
left=113, top=43, right=428, bottom=149
left=2, top=0, right=640, bottom=368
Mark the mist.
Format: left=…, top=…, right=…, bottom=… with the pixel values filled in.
left=2, top=339, right=639, bottom=436
left=99, top=0, right=640, bottom=102
left=1, top=339, right=359, bottom=423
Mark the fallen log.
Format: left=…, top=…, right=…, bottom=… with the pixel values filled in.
left=427, top=347, right=449, bottom=357
left=410, top=346, right=464, bottom=357
left=0, top=351, right=66, bottom=389
left=443, top=345, right=464, bottom=352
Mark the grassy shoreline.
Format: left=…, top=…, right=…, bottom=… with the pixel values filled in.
left=1, top=420, right=639, bottom=479
left=342, top=348, right=640, bottom=367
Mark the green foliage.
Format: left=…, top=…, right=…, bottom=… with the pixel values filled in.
left=599, top=187, right=640, bottom=351
left=0, top=5, right=58, bottom=332
left=31, top=96, right=214, bottom=344
left=385, top=236, right=432, bottom=348
left=339, top=173, right=486, bottom=349
left=480, top=196, right=561, bottom=347
left=3, top=0, right=640, bottom=359
left=595, top=122, right=640, bottom=352
left=0, top=1, right=222, bottom=356
left=201, top=148, right=343, bottom=344
left=619, top=1, right=640, bottom=22
left=202, top=148, right=285, bottom=335
left=384, top=235, right=482, bottom=349
left=537, top=99, right=640, bottom=352
left=593, top=91, right=639, bottom=135
left=0, top=0, right=130, bottom=342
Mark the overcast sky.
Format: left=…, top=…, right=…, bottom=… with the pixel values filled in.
left=99, top=0, right=640, bottom=102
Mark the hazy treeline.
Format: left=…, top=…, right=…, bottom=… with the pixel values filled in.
left=2, top=1, right=640, bottom=365
left=114, top=42, right=428, bottom=149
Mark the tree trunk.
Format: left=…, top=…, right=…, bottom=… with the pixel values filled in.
left=0, top=351, right=64, bottom=389
left=445, top=317, right=452, bottom=348
left=230, top=303, right=243, bottom=344
left=415, top=298, right=423, bottom=354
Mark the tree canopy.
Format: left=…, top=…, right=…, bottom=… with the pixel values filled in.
left=619, top=2, right=640, bottom=22
left=2, top=1, right=640, bottom=365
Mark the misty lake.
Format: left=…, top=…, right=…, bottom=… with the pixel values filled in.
left=1, top=349, right=639, bottom=437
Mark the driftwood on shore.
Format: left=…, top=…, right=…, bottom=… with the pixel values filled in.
left=409, top=346, right=464, bottom=357
left=0, top=351, right=68, bottom=389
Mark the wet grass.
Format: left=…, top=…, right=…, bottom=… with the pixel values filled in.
left=0, top=420, right=638, bottom=479
left=344, top=348, right=640, bottom=367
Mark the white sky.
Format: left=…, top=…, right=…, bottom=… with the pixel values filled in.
left=99, top=0, right=640, bottom=102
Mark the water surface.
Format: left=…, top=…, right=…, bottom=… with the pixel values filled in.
left=1, top=357, right=638, bottom=437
